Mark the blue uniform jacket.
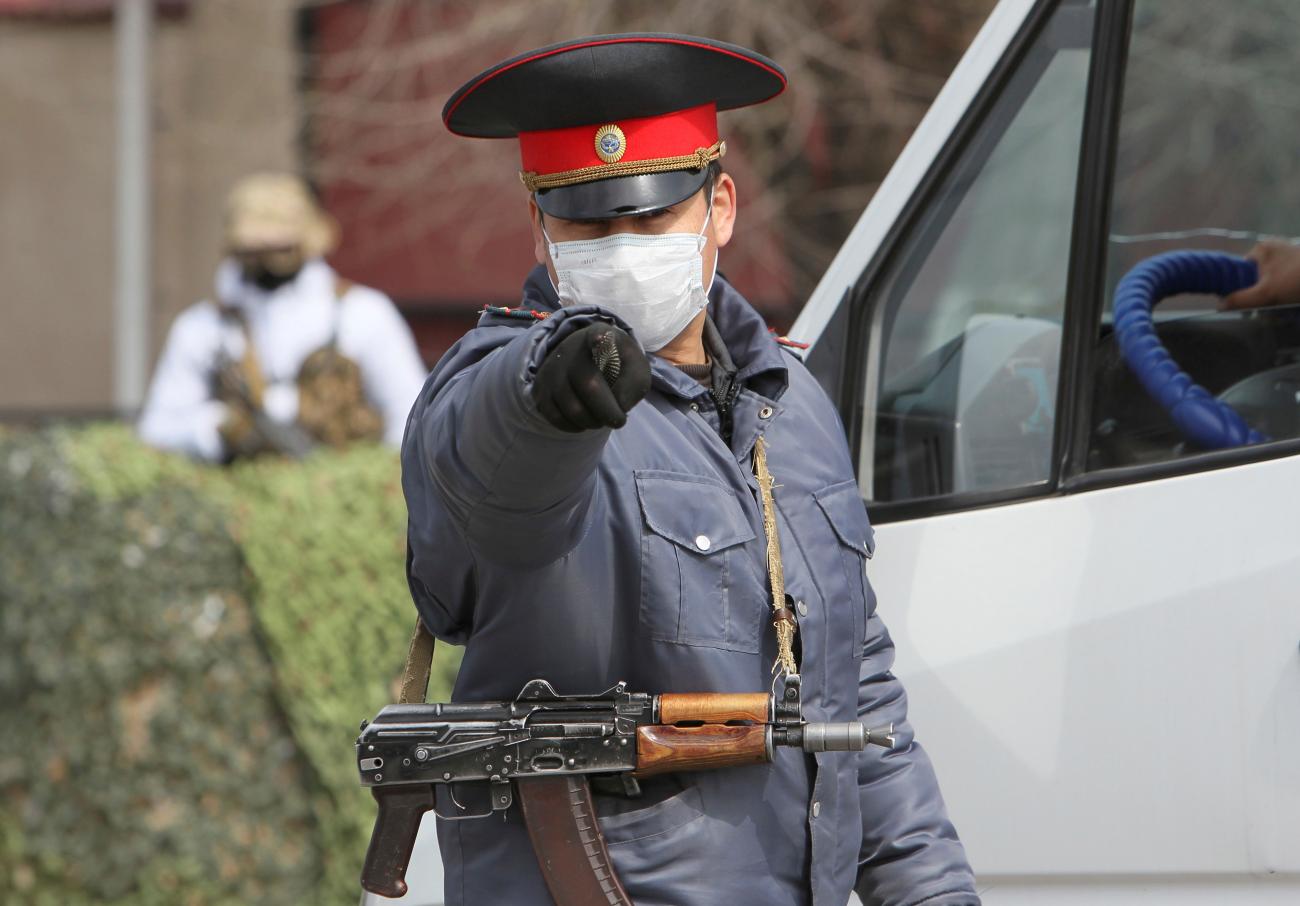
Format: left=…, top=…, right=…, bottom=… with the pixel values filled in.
left=402, top=266, right=978, bottom=906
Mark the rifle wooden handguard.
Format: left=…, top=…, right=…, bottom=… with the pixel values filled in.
left=633, top=724, right=770, bottom=777
left=657, top=692, right=770, bottom=725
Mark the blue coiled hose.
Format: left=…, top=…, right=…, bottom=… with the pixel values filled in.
left=1112, top=250, right=1265, bottom=449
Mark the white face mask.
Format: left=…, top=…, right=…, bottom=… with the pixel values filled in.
left=543, top=198, right=715, bottom=352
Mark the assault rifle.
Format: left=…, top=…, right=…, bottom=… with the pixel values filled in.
left=357, top=674, right=894, bottom=902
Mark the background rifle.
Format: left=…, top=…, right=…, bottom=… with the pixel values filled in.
left=356, top=674, right=893, bottom=902
left=211, top=355, right=316, bottom=460
left=211, top=302, right=316, bottom=461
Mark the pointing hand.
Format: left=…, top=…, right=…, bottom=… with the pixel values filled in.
left=532, top=324, right=651, bottom=432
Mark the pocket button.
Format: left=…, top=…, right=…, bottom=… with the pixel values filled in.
left=694, top=534, right=711, bottom=552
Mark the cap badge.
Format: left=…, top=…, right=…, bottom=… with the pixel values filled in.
left=593, top=124, right=627, bottom=164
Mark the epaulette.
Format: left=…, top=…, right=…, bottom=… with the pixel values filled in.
left=480, top=305, right=552, bottom=322
left=768, top=328, right=810, bottom=351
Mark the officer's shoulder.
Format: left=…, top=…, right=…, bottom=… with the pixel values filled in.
left=478, top=305, right=559, bottom=332
left=769, top=329, right=810, bottom=360
left=476, top=305, right=555, bottom=328
left=767, top=330, right=833, bottom=405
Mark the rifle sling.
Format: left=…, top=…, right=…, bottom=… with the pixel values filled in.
left=398, top=618, right=436, bottom=705
left=753, top=435, right=799, bottom=676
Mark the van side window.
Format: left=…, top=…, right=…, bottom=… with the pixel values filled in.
left=857, top=0, right=1093, bottom=505
left=1087, top=0, right=1300, bottom=471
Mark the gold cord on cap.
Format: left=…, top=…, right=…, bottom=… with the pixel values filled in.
left=520, top=140, right=726, bottom=193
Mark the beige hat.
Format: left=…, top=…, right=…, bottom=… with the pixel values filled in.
left=223, top=172, right=338, bottom=258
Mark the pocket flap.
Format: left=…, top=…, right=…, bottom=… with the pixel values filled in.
left=635, top=472, right=756, bottom=555
left=813, top=480, right=875, bottom=558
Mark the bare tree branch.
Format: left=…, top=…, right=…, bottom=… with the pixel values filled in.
left=299, top=0, right=994, bottom=311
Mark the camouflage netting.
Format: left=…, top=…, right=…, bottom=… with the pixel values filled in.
left=0, top=424, right=461, bottom=905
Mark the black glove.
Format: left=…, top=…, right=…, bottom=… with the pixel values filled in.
left=532, top=324, right=651, bottom=432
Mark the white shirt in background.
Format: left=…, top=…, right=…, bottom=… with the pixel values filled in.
left=138, top=258, right=428, bottom=461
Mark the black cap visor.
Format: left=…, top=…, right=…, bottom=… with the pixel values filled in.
left=535, top=167, right=710, bottom=222
left=444, top=34, right=785, bottom=138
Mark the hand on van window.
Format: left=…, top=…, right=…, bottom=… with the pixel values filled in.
left=1221, top=240, right=1300, bottom=310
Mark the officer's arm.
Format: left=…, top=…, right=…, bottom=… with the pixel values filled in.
left=406, top=306, right=645, bottom=568
left=137, top=309, right=228, bottom=462
left=855, top=592, right=981, bottom=906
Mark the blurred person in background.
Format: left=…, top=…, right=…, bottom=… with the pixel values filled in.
left=137, top=173, right=426, bottom=462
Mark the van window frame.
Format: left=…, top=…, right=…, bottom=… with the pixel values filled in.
left=837, top=0, right=1140, bottom=524
left=1061, top=0, right=1300, bottom=492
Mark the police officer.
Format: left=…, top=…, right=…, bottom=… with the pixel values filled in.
left=138, top=173, right=427, bottom=462
left=403, top=35, right=979, bottom=906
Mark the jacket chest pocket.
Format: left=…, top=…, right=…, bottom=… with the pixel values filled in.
left=813, top=480, right=876, bottom=661
left=635, top=472, right=761, bottom=653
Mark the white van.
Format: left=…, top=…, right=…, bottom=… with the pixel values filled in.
left=792, top=0, right=1300, bottom=902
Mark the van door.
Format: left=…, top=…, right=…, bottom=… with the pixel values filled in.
left=805, top=0, right=1300, bottom=902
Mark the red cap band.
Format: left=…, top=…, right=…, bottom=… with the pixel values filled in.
left=518, top=102, right=718, bottom=176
